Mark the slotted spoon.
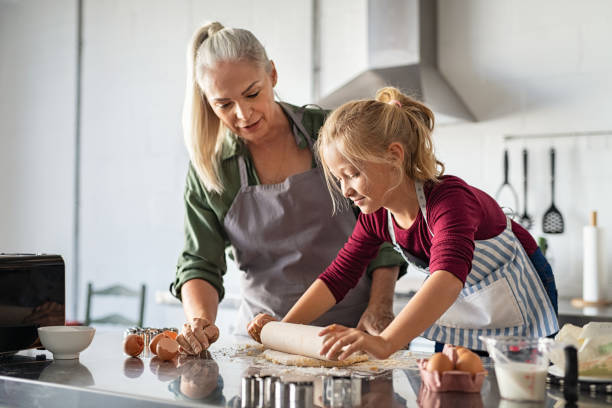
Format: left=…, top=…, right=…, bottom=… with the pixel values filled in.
left=519, top=149, right=533, bottom=229
left=542, top=147, right=564, bottom=234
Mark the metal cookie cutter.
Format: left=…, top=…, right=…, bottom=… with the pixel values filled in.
left=322, top=375, right=362, bottom=407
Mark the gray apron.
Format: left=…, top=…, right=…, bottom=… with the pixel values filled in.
left=223, top=104, right=371, bottom=335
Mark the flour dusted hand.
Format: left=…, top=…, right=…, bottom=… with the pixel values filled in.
left=176, top=317, right=219, bottom=355
left=356, top=303, right=395, bottom=335
left=247, top=313, right=278, bottom=343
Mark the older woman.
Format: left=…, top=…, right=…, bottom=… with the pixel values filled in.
left=170, top=22, right=405, bottom=355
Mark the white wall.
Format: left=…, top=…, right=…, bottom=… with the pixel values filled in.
left=318, top=0, right=368, bottom=97
left=79, top=0, right=313, bottom=327
left=0, top=0, right=77, bottom=313
left=1, top=0, right=312, bottom=327
left=435, top=0, right=612, bottom=298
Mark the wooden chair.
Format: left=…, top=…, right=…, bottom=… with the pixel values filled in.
left=84, top=282, right=146, bottom=327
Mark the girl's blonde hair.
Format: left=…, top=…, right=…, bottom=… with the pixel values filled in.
left=316, top=86, right=445, bottom=211
left=183, top=22, right=272, bottom=193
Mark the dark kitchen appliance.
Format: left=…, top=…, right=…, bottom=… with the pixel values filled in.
left=0, top=254, right=65, bottom=357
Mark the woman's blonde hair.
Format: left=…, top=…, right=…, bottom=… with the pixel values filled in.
left=316, top=86, right=445, bottom=211
left=183, top=22, right=272, bottom=193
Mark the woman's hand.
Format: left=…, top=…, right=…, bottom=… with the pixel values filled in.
left=247, top=313, right=278, bottom=343
left=319, top=324, right=394, bottom=361
left=176, top=317, right=220, bottom=356
left=357, top=265, right=397, bottom=335
left=356, top=303, right=395, bottom=335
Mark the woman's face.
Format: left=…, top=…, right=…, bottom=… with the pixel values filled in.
left=322, top=141, right=398, bottom=214
left=201, top=60, right=278, bottom=143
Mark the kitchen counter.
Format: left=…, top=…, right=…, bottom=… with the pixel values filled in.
left=558, top=297, right=612, bottom=326
left=0, top=330, right=609, bottom=407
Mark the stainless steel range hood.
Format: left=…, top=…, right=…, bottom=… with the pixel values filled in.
left=316, top=0, right=475, bottom=124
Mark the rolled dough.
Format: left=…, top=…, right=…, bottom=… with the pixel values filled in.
left=260, top=321, right=337, bottom=360
left=259, top=321, right=369, bottom=366
left=262, top=349, right=368, bottom=367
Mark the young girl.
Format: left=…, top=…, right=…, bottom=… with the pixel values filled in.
left=248, top=86, right=558, bottom=360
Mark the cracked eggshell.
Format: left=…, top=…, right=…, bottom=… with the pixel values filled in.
left=123, top=334, right=144, bottom=357
left=156, top=336, right=179, bottom=361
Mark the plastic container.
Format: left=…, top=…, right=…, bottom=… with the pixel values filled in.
left=480, top=336, right=554, bottom=402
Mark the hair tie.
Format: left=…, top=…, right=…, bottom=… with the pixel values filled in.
left=389, top=99, right=402, bottom=108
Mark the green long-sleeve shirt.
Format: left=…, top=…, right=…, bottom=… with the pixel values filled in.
left=171, top=102, right=406, bottom=302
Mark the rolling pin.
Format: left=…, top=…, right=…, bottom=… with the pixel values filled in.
left=260, top=321, right=330, bottom=360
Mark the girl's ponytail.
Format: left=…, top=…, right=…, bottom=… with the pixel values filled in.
left=374, top=87, right=443, bottom=182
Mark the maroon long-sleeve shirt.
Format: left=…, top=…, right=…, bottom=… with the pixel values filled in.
left=319, top=175, right=537, bottom=303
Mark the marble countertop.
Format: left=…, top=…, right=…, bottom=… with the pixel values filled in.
left=0, top=330, right=609, bottom=407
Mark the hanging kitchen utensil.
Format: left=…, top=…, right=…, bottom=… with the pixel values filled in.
left=542, top=147, right=565, bottom=234
left=519, top=149, right=533, bottom=229
left=494, top=149, right=519, bottom=217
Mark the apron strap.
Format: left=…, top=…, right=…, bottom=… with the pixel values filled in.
left=387, top=210, right=399, bottom=247
left=279, top=102, right=314, bottom=148
left=415, top=181, right=435, bottom=238
left=386, top=181, right=434, bottom=242
left=237, top=155, right=249, bottom=188
left=386, top=210, right=429, bottom=270
left=386, top=180, right=433, bottom=272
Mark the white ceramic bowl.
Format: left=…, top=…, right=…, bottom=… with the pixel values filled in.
left=38, top=326, right=96, bottom=359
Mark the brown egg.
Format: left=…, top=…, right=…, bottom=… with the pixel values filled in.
left=455, top=346, right=470, bottom=356
left=455, top=351, right=484, bottom=374
left=150, top=332, right=171, bottom=355
left=162, top=330, right=178, bottom=340
left=123, top=334, right=144, bottom=357
left=426, top=352, right=454, bottom=373
left=156, top=336, right=179, bottom=361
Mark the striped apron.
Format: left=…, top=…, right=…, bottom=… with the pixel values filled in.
left=388, top=181, right=559, bottom=351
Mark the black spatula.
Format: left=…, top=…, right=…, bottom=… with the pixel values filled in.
left=542, top=148, right=564, bottom=234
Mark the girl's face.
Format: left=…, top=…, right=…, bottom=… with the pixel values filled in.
left=322, top=141, right=399, bottom=214
left=202, top=60, right=277, bottom=143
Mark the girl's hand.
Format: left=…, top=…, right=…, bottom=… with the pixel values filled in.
left=247, top=313, right=278, bottom=343
left=319, top=324, right=394, bottom=361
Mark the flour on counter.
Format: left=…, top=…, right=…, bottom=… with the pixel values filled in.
left=211, top=344, right=426, bottom=376
left=262, top=349, right=368, bottom=367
